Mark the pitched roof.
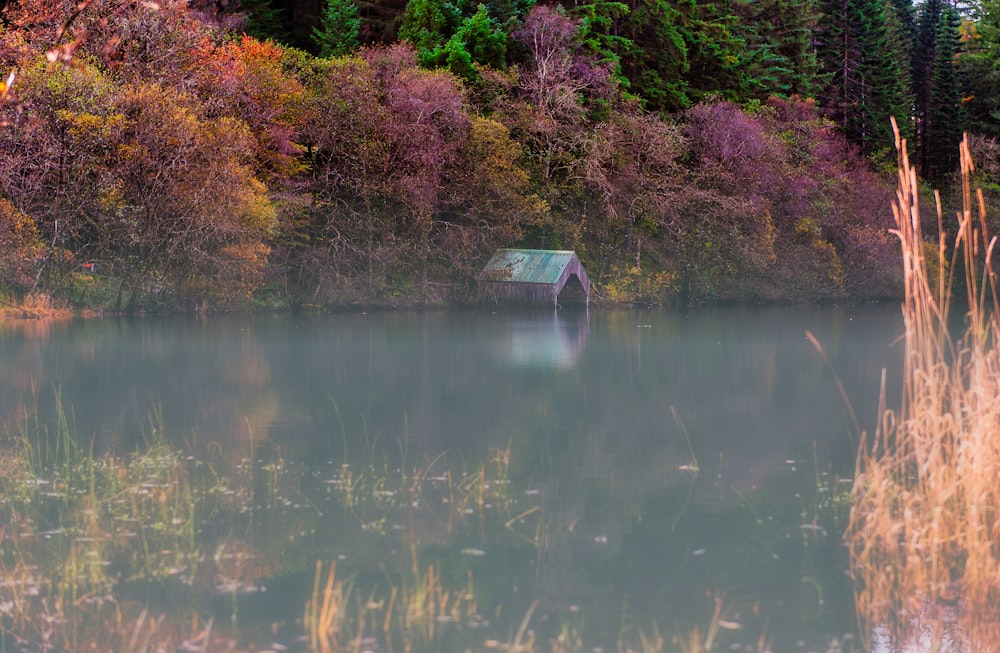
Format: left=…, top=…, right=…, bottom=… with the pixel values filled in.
left=479, top=249, right=578, bottom=285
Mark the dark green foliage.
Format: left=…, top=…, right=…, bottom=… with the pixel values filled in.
left=913, top=0, right=942, bottom=173
left=398, top=0, right=507, bottom=79
left=618, top=0, right=690, bottom=110
left=454, top=5, right=506, bottom=68
left=734, top=0, right=824, bottom=99
left=240, top=0, right=291, bottom=42
left=398, top=0, right=465, bottom=53
left=356, top=0, right=411, bottom=43
left=313, top=0, right=362, bottom=57
left=924, top=5, right=964, bottom=180
left=568, top=0, right=632, bottom=86
left=961, top=0, right=1000, bottom=136
left=619, top=0, right=752, bottom=111
left=816, top=0, right=913, bottom=158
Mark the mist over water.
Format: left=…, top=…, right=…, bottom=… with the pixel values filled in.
left=0, top=305, right=904, bottom=649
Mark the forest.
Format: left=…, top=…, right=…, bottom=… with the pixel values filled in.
left=0, top=0, right=998, bottom=310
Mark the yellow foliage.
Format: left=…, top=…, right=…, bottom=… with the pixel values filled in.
left=0, top=198, right=43, bottom=290
left=601, top=263, right=675, bottom=303
left=795, top=216, right=843, bottom=287
left=183, top=242, right=271, bottom=308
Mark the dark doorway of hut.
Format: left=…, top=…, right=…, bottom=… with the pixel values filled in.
left=477, top=249, right=590, bottom=310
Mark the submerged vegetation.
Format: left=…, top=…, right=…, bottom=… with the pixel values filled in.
left=0, top=386, right=854, bottom=652
left=847, top=123, right=1000, bottom=648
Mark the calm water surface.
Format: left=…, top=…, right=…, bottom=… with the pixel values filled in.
left=0, top=305, right=904, bottom=650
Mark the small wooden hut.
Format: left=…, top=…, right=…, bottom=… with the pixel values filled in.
left=478, top=249, right=590, bottom=306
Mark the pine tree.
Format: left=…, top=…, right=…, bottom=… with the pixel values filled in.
left=568, top=0, right=632, bottom=88
left=619, top=0, right=752, bottom=111
left=453, top=5, right=507, bottom=69
left=240, top=0, right=290, bottom=43
left=924, top=5, right=964, bottom=179
left=816, top=0, right=913, bottom=157
left=735, top=0, right=824, bottom=99
left=398, top=0, right=466, bottom=56
left=619, top=0, right=691, bottom=110
left=313, top=0, right=362, bottom=57
left=913, top=0, right=943, bottom=172
left=962, top=0, right=1000, bottom=136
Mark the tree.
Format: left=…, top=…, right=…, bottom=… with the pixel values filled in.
left=959, top=0, right=1000, bottom=136
left=192, top=36, right=306, bottom=181
left=398, top=0, right=465, bottom=56
left=735, top=0, right=824, bottom=99
left=618, top=0, right=752, bottom=111
left=513, top=6, right=612, bottom=179
left=398, top=0, right=507, bottom=80
left=313, top=0, right=362, bottom=57
left=924, top=4, right=964, bottom=180
left=0, top=198, right=43, bottom=295
left=618, top=0, right=689, bottom=110
left=816, top=0, right=913, bottom=158
left=573, top=100, right=683, bottom=255
left=237, top=0, right=290, bottom=43
left=913, top=0, right=942, bottom=171
left=0, top=56, right=276, bottom=308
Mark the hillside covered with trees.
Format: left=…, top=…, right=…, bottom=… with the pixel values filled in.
left=0, top=0, right=998, bottom=310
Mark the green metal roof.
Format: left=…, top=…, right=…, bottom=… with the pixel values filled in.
left=479, top=249, right=577, bottom=285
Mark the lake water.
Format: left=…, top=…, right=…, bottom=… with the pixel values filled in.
left=0, top=305, right=905, bottom=651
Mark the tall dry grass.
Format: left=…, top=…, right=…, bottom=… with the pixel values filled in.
left=847, top=119, right=1000, bottom=649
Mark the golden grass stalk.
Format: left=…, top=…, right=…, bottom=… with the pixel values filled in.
left=304, top=560, right=346, bottom=653
left=847, top=118, right=1000, bottom=648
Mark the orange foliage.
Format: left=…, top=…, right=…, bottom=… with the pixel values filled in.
left=192, top=35, right=305, bottom=180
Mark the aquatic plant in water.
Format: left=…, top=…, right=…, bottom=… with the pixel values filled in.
left=848, top=120, right=1000, bottom=650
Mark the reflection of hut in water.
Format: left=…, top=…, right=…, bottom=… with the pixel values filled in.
left=494, top=311, right=590, bottom=369
left=478, top=249, right=589, bottom=306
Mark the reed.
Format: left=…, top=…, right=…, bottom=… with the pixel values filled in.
left=847, top=119, right=1000, bottom=648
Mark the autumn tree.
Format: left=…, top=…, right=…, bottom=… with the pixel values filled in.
left=512, top=6, right=612, bottom=181
left=0, top=198, right=43, bottom=296
left=0, top=2, right=280, bottom=309
left=574, top=101, right=682, bottom=254
left=191, top=35, right=306, bottom=181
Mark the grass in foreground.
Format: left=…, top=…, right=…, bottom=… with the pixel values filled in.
left=847, top=121, right=1000, bottom=649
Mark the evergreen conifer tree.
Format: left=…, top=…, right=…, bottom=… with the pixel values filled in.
left=913, top=0, right=943, bottom=172
left=817, top=0, right=913, bottom=157
left=735, top=0, right=824, bottom=99
left=619, top=0, right=690, bottom=110
left=924, top=5, right=964, bottom=179
left=619, top=0, right=751, bottom=110
left=961, top=0, right=1000, bottom=135
left=240, top=0, right=290, bottom=43
left=313, top=0, right=362, bottom=57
